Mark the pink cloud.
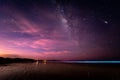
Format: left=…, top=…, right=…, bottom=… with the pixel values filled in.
left=6, top=38, right=34, bottom=48
left=0, top=6, right=42, bottom=34
left=43, top=51, right=71, bottom=55
left=13, top=15, right=41, bottom=34
left=31, top=39, right=79, bottom=51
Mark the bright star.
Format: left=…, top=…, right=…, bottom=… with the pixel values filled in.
left=104, top=20, right=108, bottom=24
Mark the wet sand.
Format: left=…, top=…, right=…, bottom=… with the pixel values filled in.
left=0, top=63, right=120, bottom=80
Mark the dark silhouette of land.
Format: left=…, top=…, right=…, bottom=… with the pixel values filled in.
left=0, top=57, right=35, bottom=64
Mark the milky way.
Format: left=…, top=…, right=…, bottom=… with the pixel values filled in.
left=0, top=0, right=120, bottom=60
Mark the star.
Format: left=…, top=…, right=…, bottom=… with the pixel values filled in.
left=104, top=20, right=108, bottom=24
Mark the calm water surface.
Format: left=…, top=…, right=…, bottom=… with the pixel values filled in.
left=0, top=63, right=120, bottom=80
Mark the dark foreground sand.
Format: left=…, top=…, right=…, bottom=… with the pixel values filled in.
left=0, top=63, right=120, bottom=80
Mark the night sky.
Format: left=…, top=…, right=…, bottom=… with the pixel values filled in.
left=0, top=0, right=120, bottom=60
